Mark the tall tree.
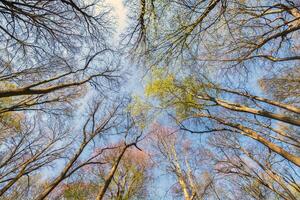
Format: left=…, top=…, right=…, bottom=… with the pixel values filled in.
left=0, top=1, right=127, bottom=199
left=0, top=0, right=119, bottom=115
left=126, top=1, right=300, bottom=198
left=149, top=123, right=219, bottom=200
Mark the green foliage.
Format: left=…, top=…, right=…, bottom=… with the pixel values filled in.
left=144, top=68, right=203, bottom=119
left=127, top=96, right=152, bottom=129
left=63, top=182, right=98, bottom=200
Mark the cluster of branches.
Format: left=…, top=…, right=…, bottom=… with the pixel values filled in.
left=0, top=1, right=148, bottom=200
left=124, top=0, right=300, bottom=199
left=0, top=0, right=120, bottom=115
left=1, top=0, right=300, bottom=199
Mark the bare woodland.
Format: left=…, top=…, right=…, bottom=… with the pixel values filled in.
left=0, top=0, right=299, bottom=200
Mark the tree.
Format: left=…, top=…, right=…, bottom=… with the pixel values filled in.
left=259, top=66, right=300, bottom=104
left=2, top=0, right=300, bottom=199
left=61, top=181, right=98, bottom=200
left=0, top=1, right=128, bottom=199
left=48, top=132, right=150, bottom=200
left=35, top=100, right=141, bottom=200
left=143, top=69, right=300, bottom=165
left=95, top=143, right=151, bottom=200
left=0, top=0, right=119, bottom=116
left=126, top=1, right=300, bottom=69
left=126, top=1, right=300, bottom=198
left=149, top=123, right=220, bottom=200
left=0, top=117, right=70, bottom=197
left=209, top=132, right=300, bottom=200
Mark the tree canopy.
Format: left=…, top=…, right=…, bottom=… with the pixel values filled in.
left=0, top=0, right=299, bottom=200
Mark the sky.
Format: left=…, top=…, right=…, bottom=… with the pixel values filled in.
left=101, top=2, right=174, bottom=199
left=7, top=1, right=298, bottom=199
left=106, top=0, right=128, bottom=33
left=41, top=0, right=130, bottom=181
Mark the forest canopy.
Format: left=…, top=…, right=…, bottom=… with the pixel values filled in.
left=0, top=0, right=299, bottom=200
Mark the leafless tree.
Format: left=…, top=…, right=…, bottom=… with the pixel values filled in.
left=149, top=123, right=220, bottom=200
left=0, top=116, right=71, bottom=197
left=0, top=0, right=120, bottom=116
left=208, top=132, right=300, bottom=200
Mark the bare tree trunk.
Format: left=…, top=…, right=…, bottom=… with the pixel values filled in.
left=95, top=144, right=133, bottom=200
left=210, top=97, right=300, bottom=127
left=0, top=142, right=53, bottom=196
left=35, top=106, right=115, bottom=200
left=35, top=142, right=87, bottom=200
left=196, top=114, right=300, bottom=167
left=170, top=145, right=191, bottom=200
left=218, top=88, right=300, bottom=114
left=239, top=147, right=298, bottom=200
